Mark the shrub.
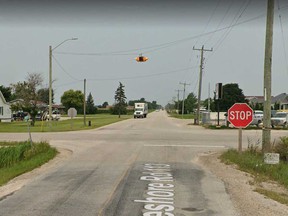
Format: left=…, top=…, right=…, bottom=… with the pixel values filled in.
left=0, top=142, right=31, bottom=168
left=273, top=136, right=288, bottom=162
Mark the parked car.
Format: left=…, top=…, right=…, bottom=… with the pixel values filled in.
left=47, top=110, right=61, bottom=121
left=271, top=112, right=288, bottom=128
left=250, top=110, right=263, bottom=127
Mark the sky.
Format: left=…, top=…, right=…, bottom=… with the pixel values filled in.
left=0, top=0, right=288, bottom=106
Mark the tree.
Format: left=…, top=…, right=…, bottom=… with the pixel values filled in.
left=37, top=88, right=53, bottom=104
left=113, top=82, right=127, bottom=118
left=185, top=93, right=197, bottom=113
left=61, top=90, right=84, bottom=113
left=86, top=92, right=97, bottom=114
left=10, top=73, right=43, bottom=125
left=0, top=85, right=13, bottom=101
left=217, top=83, right=246, bottom=112
left=177, top=92, right=197, bottom=114
left=102, top=101, right=109, bottom=108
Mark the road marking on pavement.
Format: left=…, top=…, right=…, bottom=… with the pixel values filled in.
left=144, top=144, right=226, bottom=148
left=134, top=164, right=175, bottom=216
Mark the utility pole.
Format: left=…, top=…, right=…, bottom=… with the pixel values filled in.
left=193, top=45, right=213, bottom=125
left=84, top=78, right=87, bottom=126
left=179, top=82, right=190, bottom=119
left=49, top=46, right=52, bottom=127
left=262, top=0, right=274, bottom=153
left=175, top=89, right=183, bottom=114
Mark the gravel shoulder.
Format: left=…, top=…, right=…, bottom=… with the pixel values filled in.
left=195, top=151, right=288, bottom=216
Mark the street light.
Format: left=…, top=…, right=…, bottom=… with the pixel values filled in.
left=49, top=38, right=78, bottom=125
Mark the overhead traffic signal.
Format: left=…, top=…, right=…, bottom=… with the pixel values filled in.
left=135, top=55, right=148, bottom=62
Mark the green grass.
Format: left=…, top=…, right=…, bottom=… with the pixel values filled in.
left=169, top=113, right=195, bottom=119
left=221, top=149, right=288, bottom=205
left=0, top=141, right=58, bottom=186
left=0, top=114, right=132, bottom=133
left=221, top=149, right=288, bottom=187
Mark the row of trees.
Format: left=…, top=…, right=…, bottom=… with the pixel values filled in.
left=1, top=74, right=161, bottom=123
left=168, top=83, right=250, bottom=114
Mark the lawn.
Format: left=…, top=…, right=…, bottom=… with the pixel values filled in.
left=0, top=141, right=58, bottom=186
left=0, top=114, right=132, bottom=133
left=221, top=148, right=288, bottom=205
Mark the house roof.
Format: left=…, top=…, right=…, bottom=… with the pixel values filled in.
left=246, top=93, right=288, bottom=104
left=271, top=93, right=288, bottom=104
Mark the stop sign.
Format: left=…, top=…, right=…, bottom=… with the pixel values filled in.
left=228, top=103, right=253, bottom=128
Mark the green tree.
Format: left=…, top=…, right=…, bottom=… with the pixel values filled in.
left=10, top=73, right=43, bottom=125
left=113, top=82, right=127, bottom=118
left=102, top=101, right=109, bottom=108
left=177, top=92, right=197, bottom=114
left=61, top=90, right=84, bottom=113
left=217, top=83, right=246, bottom=112
left=86, top=92, right=97, bottom=114
left=0, top=85, right=13, bottom=101
left=37, top=88, right=53, bottom=104
left=185, top=93, right=197, bottom=113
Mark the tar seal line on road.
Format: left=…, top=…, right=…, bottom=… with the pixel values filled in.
left=134, top=163, right=175, bottom=216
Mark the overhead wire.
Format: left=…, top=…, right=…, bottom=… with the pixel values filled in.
left=277, top=0, right=288, bottom=75
left=54, top=12, right=268, bottom=57
left=193, top=0, right=222, bottom=47
left=213, top=0, right=252, bottom=52
left=52, top=55, right=82, bottom=81
left=203, top=0, right=234, bottom=45
left=87, top=66, right=197, bottom=81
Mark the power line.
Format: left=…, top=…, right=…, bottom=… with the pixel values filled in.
left=54, top=12, right=270, bottom=57
left=52, top=55, right=81, bottom=81
left=277, top=0, right=288, bottom=75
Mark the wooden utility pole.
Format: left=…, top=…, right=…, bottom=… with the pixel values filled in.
left=262, top=0, right=274, bottom=153
left=175, top=89, right=183, bottom=114
left=84, top=78, right=87, bottom=126
left=179, top=82, right=190, bottom=119
left=193, top=45, right=213, bottom=124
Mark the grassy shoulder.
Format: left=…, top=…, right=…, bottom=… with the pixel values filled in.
left=221, top=147, right=288, bottom=205
left=0, top=141, right=58, bottom=186
left=169, top=113, right=195, bottom=119
left=0, top=114, right=132, bottom=133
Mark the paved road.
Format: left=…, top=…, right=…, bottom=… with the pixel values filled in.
left=0, top=111, right=287, bottom=216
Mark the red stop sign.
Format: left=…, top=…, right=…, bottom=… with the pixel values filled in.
left=228, top=103, right=253, bottom=128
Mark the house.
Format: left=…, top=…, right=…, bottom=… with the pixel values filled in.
left=246, top=93, right=288, bottom=111
left=0, top=91, right=12, bottom=122
left=271, top=93, right=288, bottom=110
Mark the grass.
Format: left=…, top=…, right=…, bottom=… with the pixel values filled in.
left=169, top=113, right=195, bottom=119
left=0, top=141, right=58, bottom=186
left=0, top=114, right=132, bottom=133
left=221, top=149, right=288, bottom=205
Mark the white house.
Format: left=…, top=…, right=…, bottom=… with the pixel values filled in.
left=0, top=91, right=12, bottom=122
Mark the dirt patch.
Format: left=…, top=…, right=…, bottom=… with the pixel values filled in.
left=0, top=148, right=72, bottom=199
left=195, top=152, right=288, bottom=216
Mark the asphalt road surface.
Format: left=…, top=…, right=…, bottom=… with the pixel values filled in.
left=0, top=111, right=287, bottom=216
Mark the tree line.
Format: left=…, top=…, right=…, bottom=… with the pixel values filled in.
left=0, top=74, right=161, bottom=123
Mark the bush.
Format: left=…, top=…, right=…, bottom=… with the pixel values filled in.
left=24, top=142, right=51, bottom=160
left=0, top=142, right=31, bottom=168
left=273, top=136, right=288, bottom=162
left=0, top=141, right=55, bottom=168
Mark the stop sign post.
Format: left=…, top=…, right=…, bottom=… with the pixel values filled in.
left=228, top=103, right=253, bottom=152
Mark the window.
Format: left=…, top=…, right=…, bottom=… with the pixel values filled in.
left=0, top=107, right=3, bottom=115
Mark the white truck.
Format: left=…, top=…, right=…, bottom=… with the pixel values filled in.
left=271, top=112, right=288, bottom=128
left=134, top=103, right=148, bottom=118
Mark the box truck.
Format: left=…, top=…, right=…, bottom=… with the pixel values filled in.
left=134, top=103, right=148, bottom=118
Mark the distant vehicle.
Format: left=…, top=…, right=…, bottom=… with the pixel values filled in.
left=250, top=110, right=263, bottom=127
left=47, top=110, right=61, bottom=121
left=271, top=112, right=288, bottom=128
left=134, top=103, right=148, bottom=118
